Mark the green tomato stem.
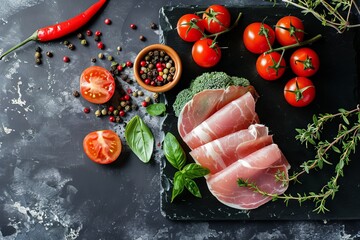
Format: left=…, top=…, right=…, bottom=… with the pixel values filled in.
left=265, top=34, right=322, bottom=54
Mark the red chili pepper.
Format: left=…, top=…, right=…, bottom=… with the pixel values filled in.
left=0, top=0, right=107, bottom=60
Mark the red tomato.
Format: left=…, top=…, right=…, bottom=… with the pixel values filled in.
left=256, top=52, right=286, bottom=81
left=192, top=38, right=221, bottom=68
left=83, top=130, right=122, bottom=164
left=177, top=14, right=205, bottom=42
left=284, top=77, right=316, bottom=107
left=243, top=22, right=275, bottom=54
left=80, top=66, right=115, bottom=104
left=275, top=16, right=304, bottom=46
left=202, top=5, right=231, bottom=34
left=290, top=47, right=320, bottom=77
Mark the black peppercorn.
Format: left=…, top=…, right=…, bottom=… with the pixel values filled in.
left=68, top=43, right=75, bottom=50
left=35, top=46, right=42, bottom=52
left=73, top=90, right=80, bottom=97
left=139, top=35, right=146, bottom=41
left=91, top=57, right=96, bottom=63
left=46, top=51, right=53, bottom=57
left=150, top=22, right=158, bottom=29
left=77, top=33, right=84, bottom=39
left=94, top=35, right=101, bottom=42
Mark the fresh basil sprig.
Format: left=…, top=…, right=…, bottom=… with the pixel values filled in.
left=125, top=115, right=154, bottom=163
left=146, top=103, right=166, bottom=116
left=163, top=132, right=210, bottom=202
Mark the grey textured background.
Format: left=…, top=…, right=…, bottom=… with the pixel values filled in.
left=0, top=0, right=359, bottom=239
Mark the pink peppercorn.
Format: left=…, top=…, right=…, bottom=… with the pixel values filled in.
left=63, top=56, right=70, bottom=63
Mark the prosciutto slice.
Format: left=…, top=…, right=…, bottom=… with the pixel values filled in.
left=190, top=124, right=272, bottom=175
left=182, top=91, right=259, bottom=150
left=178, top=85, right=257, bottom=139
left=206, top=144, right=290, bottom=210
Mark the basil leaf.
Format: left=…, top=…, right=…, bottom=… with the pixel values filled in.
left=184, top=178, right=202, bottom=198
left=163, top=132, right=186, bottom=170
left=182, top=163, right=210, bottom=179
left=171, top=171, right=185, bottom=202
left=125, top=115, right=154, bottom=163
left=146, top=103, right=166, bottom=116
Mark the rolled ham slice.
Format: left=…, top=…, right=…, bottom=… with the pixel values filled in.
left=190, top=124, right=272, bottom=175
left=206, top=144, right=290, bottom=210
left=178, top=85, right=257, bottom=140
left=182, top=91, right=259, bottom=150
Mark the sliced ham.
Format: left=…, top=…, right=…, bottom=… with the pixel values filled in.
left=190, top=124, right=272, bottom=175
left=178, top=85, right=257, bottom=140
left=182, top=91, right=259, bottom=150
left=206, top=144, right=290, bottom=210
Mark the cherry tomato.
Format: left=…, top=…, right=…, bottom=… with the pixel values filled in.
left=192, top=38, right=221, bottom=68
left=256, top=52, right=286, bottom=81
left=284, top=77, right=315, bottom=107
left=290, top=47, right=320, bottom=77
left=243, top=22, right=275, bottom=54
left=83, top=130, right=122, bottom=164
left=177, top=14, right=205, bottom=42
left=275, top=16, right=304, bottom=46
left=80, top=66, right=115, bottom=104
left=202, top=5, right=231, bottom=34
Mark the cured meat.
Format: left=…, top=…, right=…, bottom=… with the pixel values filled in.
left=206, top=144, right=290, bottom=210
left=190, top=124, right=272, bottom=174
left=182, top=91, right=259, bottom=150
left=178, top=85, right=257, bottom=140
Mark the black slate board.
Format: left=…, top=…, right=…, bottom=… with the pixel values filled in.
left=159, top=5, right=360, bottom=220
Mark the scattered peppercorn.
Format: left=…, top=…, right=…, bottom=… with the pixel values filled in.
left=86, top=30, right=92, bottom=36
left=46, top=51, right=53, bottom=57
left=144, top=96, right=151, bottom=103
left=63, top=56, right=70, bottom=63
left=81, top=39, right=88, bottom=46
left=35, top=52, right=42, bottom=59
left=115, top=116, right=123, bottom=123
left=63, top=40, right=69, bottom=46
left=104, top=18, right=112, bottom=25
left=126, top=61, right=133, bottom=68
left=95, top=30, right=102, bottom=36
left=107, top=55, right=113, bottom=61
left=150, top=22, right=158, bottom=29
left=141, top=101, right=148, bottom=107
left=83, top=107, right=90, bottom=113
left=35, top=46, right=42, bottom=53
left=91, top=57, right=96, bottom=63
left=117, top=65, right=123, bottom=72
left=117, top=46, right=122, bottom=51
left=97, top=42, right=104, bottom=49
left=35, top=58, right=42, bottom=65
left=73, top=90, right=80, bottom=97
left=130, top=24, right=137, bottom=29
left=95, top=109, right=101, bottom=117
left=139, top=35, right=146, bottom=41
left=113, top=109, right=119, bottom=116
left=98, top=53, right=104, bottom=59
left=94, top=35, right=101, bottom=42
left=77, top=33, right=84, bottom=39
left=68, top=43, right=75, bottom=50
left=109, top=116, right=115, bottom=122
left=137, top=90, right=144, bottom=96
left=101, top=108, right=107, bottom=116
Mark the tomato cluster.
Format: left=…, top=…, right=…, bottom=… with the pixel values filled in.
left=243, top=16, right=320, bottom=107
left=177, top=5, right=232, bottom=68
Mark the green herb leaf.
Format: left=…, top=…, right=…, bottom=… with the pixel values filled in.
left=125, top=115, right=154, bottom=163
left=182, top=163, right=210, bottom=179
left=171, top=171, right=185, bottom=202
left=146, top=103, right=167, bottom=116
left=184, top=178, right=202, bottom=198
left=163, top=132, right=186, bottom=170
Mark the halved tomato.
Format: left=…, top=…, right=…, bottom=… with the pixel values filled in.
left=80, top=66, right=115, bottom=104
left=83, top=130, right=122, bottom=164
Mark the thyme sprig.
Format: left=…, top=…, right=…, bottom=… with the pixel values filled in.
left=238, top=106, right=360, bottom=213
left=270, top=0, right=360, bottom=33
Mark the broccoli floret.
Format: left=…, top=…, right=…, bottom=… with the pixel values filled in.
left=230, top=76, right=250, bottom=87
left=173, top=88, right=193, bottom=117
left=190, top=72, right=233, bottom=95
left=173, top=71, right=250, bottom=117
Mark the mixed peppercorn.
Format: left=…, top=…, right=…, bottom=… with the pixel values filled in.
left=139, top=50, right=176, bottom=86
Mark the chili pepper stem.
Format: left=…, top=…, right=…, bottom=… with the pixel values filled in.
left=0, top=31, right=38, bottom=60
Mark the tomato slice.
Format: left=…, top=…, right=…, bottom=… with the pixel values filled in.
left=83, top=130, right=122, bottom=164
left=80, top=66, right=115, bottom=104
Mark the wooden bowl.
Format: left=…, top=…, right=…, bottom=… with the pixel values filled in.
left=133, top=44, right=182, bottom=93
